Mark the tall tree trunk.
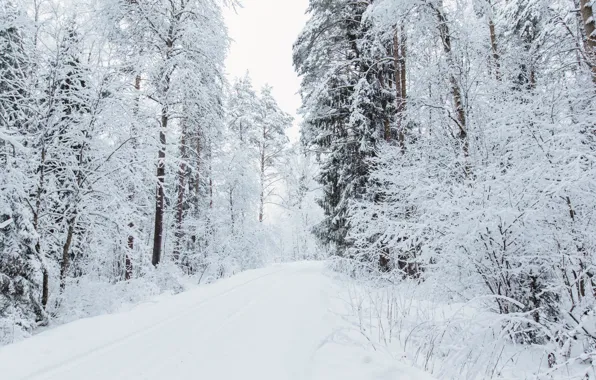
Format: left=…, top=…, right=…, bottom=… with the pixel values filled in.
left=431, top=1, right=469, bottom=163
left=378, top=62, right=391, bottom=142
left=152, top=106, right=167, bottom=266
left=194, top=135, right=201, bottom=208
left=152, top=27, right=175, bottom=267
left=489, top=17, right=501, bottom=81
left=259, top=139, right=266, bottom=223
left=393, top=28, right=406, bottom=151
left=34, top=146, right=49, bottom=308
left=381, top=24, right=409, bottom=273
left=173, top=122, right=188, bottom=263
left=190, top=134, right=201, bottom=247
left=60, top=122, right=88, bottom=283
left=125, top=74, right=142, bottom=279
left=580, top=0, right=596, bottom=82
left=208, top=142, right=213, bottom=209
left=399, top=24, right=407, bottom=106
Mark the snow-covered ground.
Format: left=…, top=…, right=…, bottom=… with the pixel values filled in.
left=0, top=261, right=434, bottom=380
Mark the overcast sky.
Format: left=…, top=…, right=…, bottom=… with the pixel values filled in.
left=224, top=0, right=309, bottom=142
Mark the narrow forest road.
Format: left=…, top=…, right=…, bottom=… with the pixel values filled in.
left=0, top=262, right=435, bottom=380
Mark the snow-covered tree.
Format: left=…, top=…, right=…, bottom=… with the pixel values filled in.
left=294, top=0, right=398, bottom=257
left=256, top=85, right=292, bottom=223
left=278, top=144, right=325, bottom=261
left=0, top=1, right=47, bottom=341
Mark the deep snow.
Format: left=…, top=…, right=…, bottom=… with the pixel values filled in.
left=0, top=261, right=435, bottom=380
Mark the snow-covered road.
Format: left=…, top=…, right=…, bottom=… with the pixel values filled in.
left=0, top=261, right=435, bottom=380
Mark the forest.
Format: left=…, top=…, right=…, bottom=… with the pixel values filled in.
left=294, top=0, right=596, bottom=377
left=2, top=0, right=596, bottom=378
left=0, top=0, right=323, bottom=343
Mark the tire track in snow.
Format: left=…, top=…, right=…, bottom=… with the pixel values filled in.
left=18, top=267, right=288, bottom=380
left=121, top=273, right=288, bottom=379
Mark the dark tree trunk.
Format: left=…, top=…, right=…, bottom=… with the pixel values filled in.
left=489, top=18, right=501, bottom=81
left=152, top=107, right=167, bottom=266
left=41, top=269, right=49, bottom=307
left=34, top=146, right=49, bottom=308
left=393, top=28, right=406, bottom=150
left=190, top=134, right=201, bottom=247
left=399, top=24, right=407, bottom=106
left=60, top=218, right=75, bottom=290
left=125, top=225, right=133, bottom=280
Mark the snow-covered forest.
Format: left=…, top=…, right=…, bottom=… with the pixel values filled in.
left=294, top=0, right=596, bottom=378
left=2, top=0, right=596, bottom=378
left=0, top=0, right=324, bottom=344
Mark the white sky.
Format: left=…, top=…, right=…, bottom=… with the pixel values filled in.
left=224, top=0, right=309, bottom=142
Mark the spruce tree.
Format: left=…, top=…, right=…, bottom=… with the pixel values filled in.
left=0, top=3, right=45, bottom=337
left=294, top=0, right=395, bottom=257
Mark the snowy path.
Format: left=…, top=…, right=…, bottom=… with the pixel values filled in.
left=0, top=261, right=435, bottom=380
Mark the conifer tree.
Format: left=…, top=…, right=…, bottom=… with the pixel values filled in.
left=0, top=2, right=46, bottom=336
left=294, top=0, right=392, bottom=256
